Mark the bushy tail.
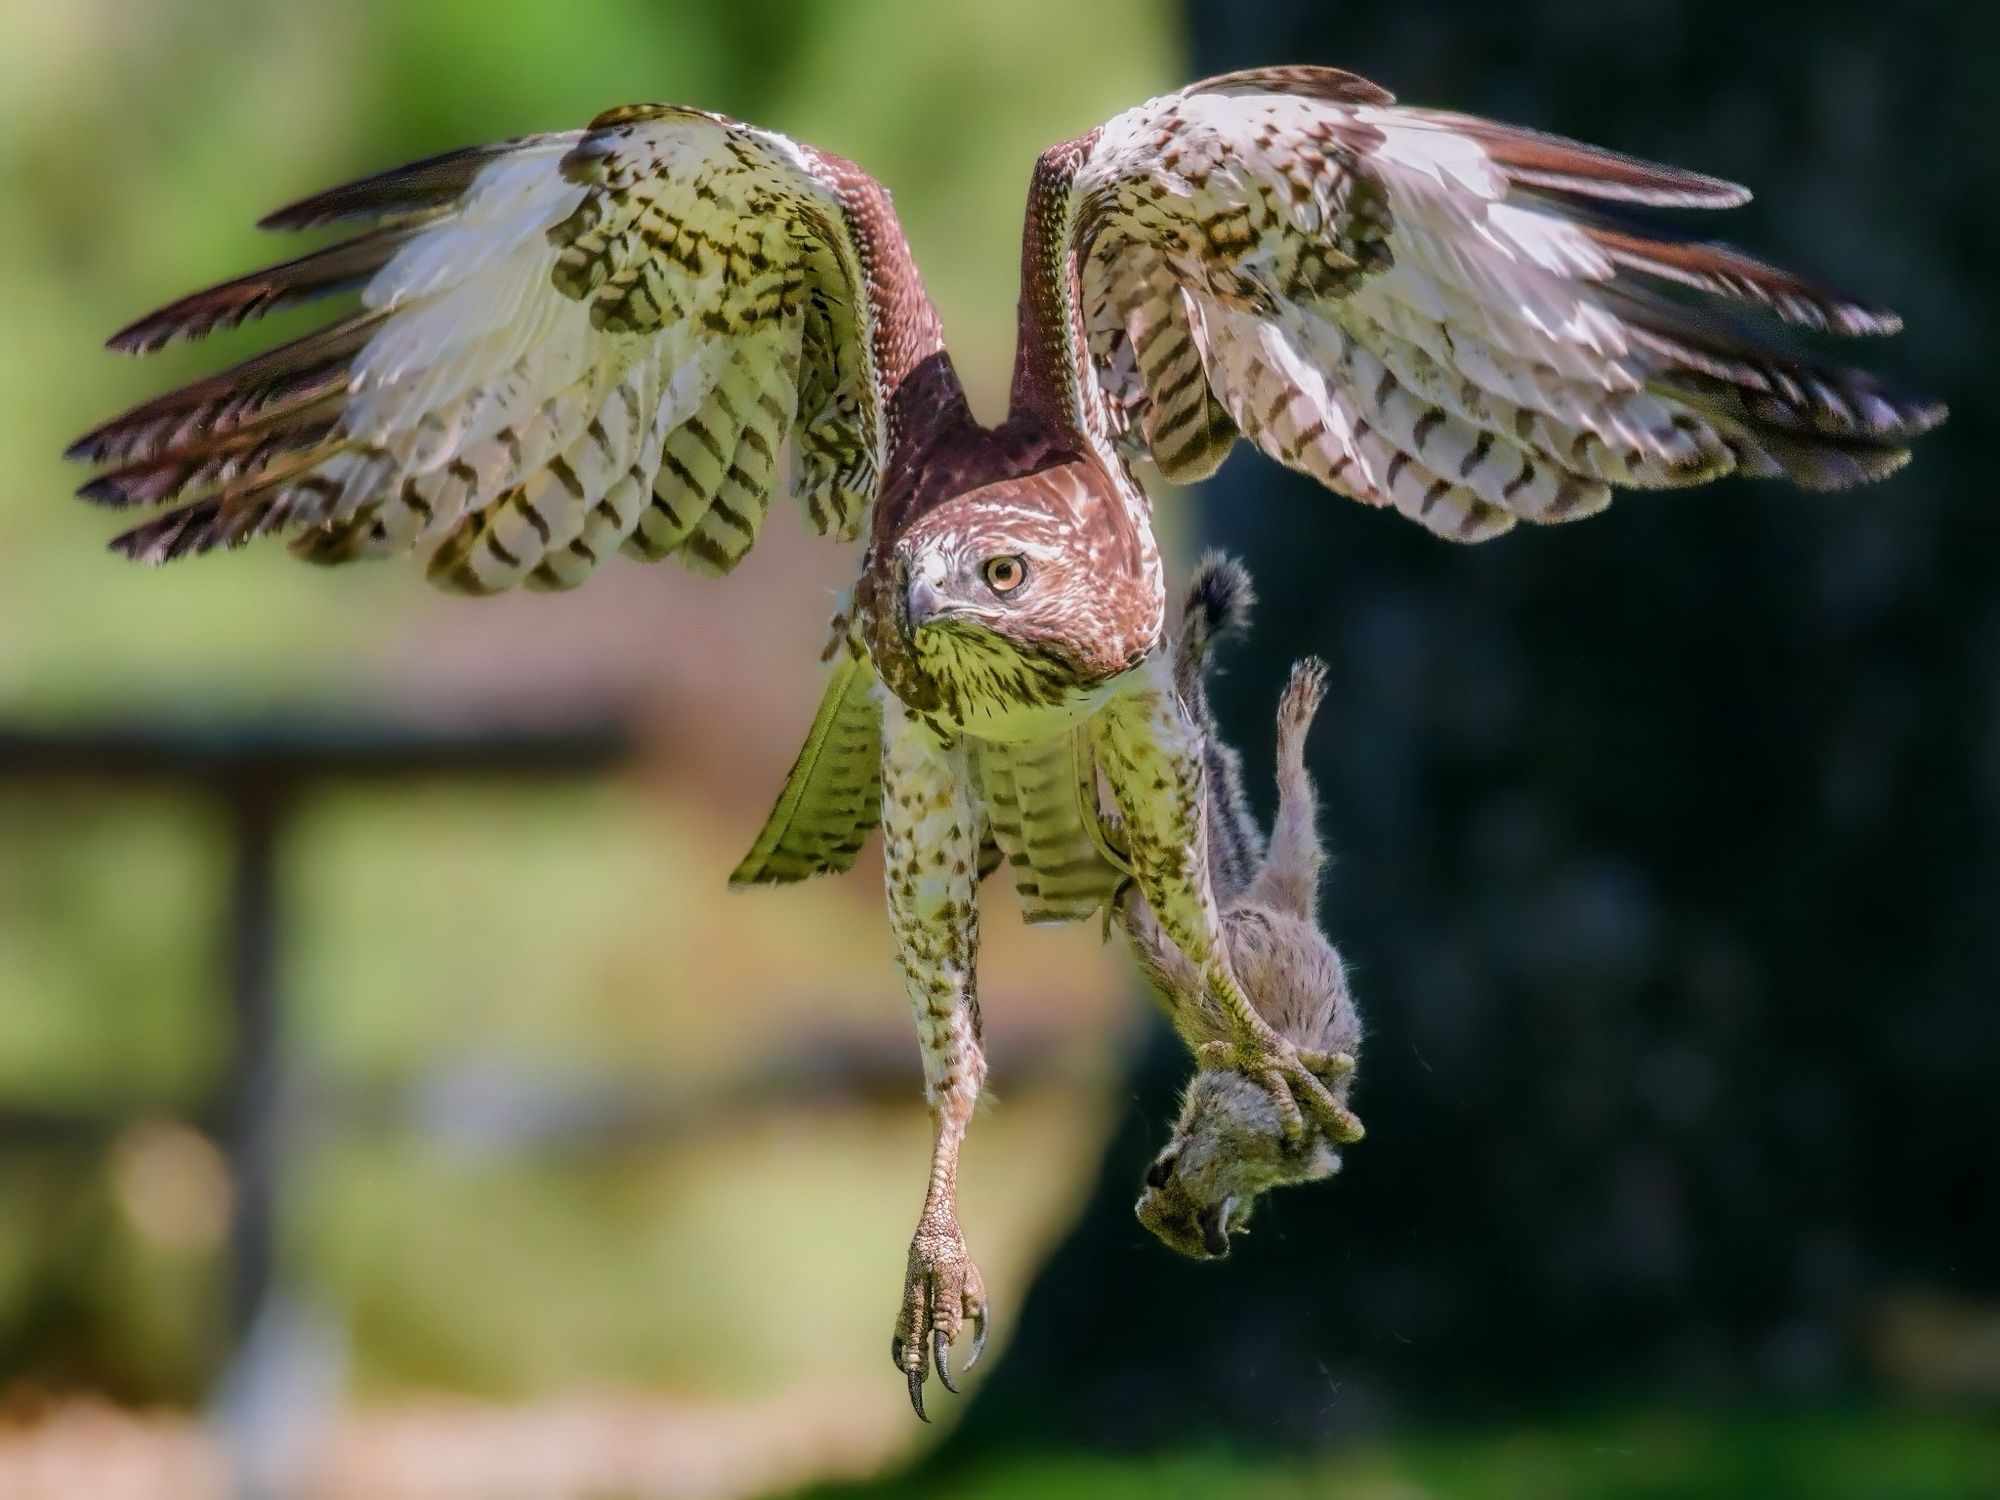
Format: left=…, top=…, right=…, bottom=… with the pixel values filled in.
left=1173, top=550, right=1255, bottom=706
left=1173, top=551, right=1263, bottom=902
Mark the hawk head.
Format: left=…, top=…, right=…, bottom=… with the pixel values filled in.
left=881, top=467, right=1161, bottom=738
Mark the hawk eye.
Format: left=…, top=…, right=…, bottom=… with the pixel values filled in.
left=982, top=555, right=1028, bottom=595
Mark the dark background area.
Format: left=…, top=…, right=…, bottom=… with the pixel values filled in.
left=947, top=0, right=1999, bottom=1455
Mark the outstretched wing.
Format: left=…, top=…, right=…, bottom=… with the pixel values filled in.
left=1059, top=66, right=1942, bottom=540
left=68, top=106, right=914, bottom=592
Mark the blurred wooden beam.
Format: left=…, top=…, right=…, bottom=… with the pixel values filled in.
left=0, top=718, right=633, bottom=788
left=0, top=714, right=635, bottom=1372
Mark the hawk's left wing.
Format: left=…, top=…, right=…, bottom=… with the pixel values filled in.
left=1049, top=67, right=1942, bottom=540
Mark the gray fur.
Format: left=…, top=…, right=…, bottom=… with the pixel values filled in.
left=1121, top=559, right=1364, bottom=1259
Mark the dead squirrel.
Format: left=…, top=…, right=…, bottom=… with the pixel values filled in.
left=1117, top=555, right=1364, bottom=1259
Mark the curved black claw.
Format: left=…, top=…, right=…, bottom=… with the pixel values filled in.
left=933, top=1327, right=959, bottom=1393
left=895, top=1211, right=987, bottom=1420
left=964, top=1306, right=989, bottom=1373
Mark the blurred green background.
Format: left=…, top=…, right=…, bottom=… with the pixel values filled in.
left=1, top=1, right=1995, bottom=1498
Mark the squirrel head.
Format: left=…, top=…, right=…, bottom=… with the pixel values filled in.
left=1134, top=1068, right=1345, bottom=1259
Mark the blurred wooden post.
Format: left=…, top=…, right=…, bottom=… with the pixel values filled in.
left=0, top=719, right=633, bottom=1371
left=223, top=779, right=285, bottom=1346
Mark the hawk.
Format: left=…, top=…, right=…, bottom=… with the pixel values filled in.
left=68, top=66, right=1941, bottom=1416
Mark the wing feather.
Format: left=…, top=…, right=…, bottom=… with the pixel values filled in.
left=729, top=650, right=885, bottom=887
left=73, top=107, right=914, bottom=592
left=1057, top=69, right=1941, bottom=539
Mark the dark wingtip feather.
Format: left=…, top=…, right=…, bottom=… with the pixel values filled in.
left=109, top=486, right=296, bottom=564
left=67, top=309, right=381, bottom=470
left=73, top=413, right=341, bottom=510
left=76, top=472, right=134, bottom=507
left=1738, top=431, right=1915, bottom=492
left=1904, top=395, right=1949, bottom=435
left=1586, top=224, right=1903, bottom=338
left=1435, top=113, right=1751, bottom=208
left=64, top=430, right=110, bottom=465
left=1625, top=292, right=1945, bottom=447
left=109, top=502, right=212, bottom=565
left=255, top=142, right=507, bottom=231
left=104, top=229, right=407, bottom=354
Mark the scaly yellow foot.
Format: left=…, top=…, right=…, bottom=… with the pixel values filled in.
left=891, top=1202, right=989, bottom=1421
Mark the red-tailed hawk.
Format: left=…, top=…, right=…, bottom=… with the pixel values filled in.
left=68, top=66, right=1941, bottom=1417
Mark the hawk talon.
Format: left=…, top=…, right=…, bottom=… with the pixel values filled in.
left=1198, top=1034, right=1356, bottom=1147
left=963, top=1305, right=989, bottom=1372
left=933, top=1327, right=958, bottom=1393
left=894, top=1206, right=988, bottom=1420
left=1297, top=1047, right=1356, bottom=1079
left=1257, top=1064, right=1310, bottom=1147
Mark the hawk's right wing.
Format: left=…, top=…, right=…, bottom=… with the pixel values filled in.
left=729, top=649, right=885, bottom=887
left=69, top=105, right=930, bottom=593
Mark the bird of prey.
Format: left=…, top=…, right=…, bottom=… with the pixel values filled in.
left=68, top=65, right=1941, bottom=1416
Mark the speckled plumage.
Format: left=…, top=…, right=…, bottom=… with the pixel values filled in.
left=70, top=65, right=1942, bottom=1416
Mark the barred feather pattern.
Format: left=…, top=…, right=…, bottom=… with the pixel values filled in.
left=1060, top=68, right=1944, bottom=539
left=1082, top=240, right=1237, bottom=484
left=967, top=732, right=1124, bottom=924
left=72, top=109, right=896, bottom=587
left=729, top=651, right=885, bottom=887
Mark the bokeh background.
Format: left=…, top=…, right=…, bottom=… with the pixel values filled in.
left=0, top=1, right=1993, bottom=1497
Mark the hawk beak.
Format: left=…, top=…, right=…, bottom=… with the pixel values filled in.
left=906, top=575, right=947, bottom=631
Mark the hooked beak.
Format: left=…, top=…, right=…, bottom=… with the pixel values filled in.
left=906, top=574, right=948, bottom=631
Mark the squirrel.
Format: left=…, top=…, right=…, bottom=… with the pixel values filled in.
left=1116, top=554, right=1364, bottom=1259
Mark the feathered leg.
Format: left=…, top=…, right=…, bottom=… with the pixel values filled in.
left=878, top=696, right=988, bottom=1420
left=1093, top=654, right=1347, bottom=1144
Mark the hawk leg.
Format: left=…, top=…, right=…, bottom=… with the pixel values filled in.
left=1094, top=656, right=1352, bottom=1145
left=879, top=697, right=989, bottom=1420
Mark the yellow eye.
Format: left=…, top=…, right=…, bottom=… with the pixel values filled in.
left=982, top=555, right=1027, bottom=594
